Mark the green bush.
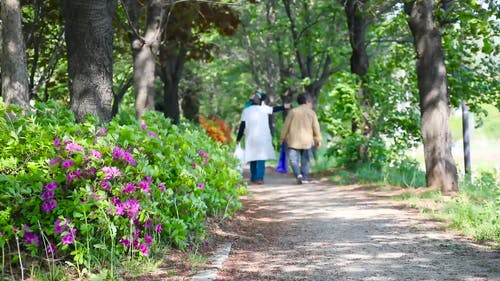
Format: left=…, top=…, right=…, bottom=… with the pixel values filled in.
left=0, top=101, right=245, bottom=278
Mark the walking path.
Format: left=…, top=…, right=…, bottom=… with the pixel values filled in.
left=209, top=168, right=499, bottom=281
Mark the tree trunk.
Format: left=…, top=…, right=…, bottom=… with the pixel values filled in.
left=63, top=0, right=117, bottom=123
left=405, top=0, right=458, bottom=194
left=124, top=0, right=163, bottom=120
left=160, top=43, right=187, bottom=125
left=1, top=0, right=30, bottom=111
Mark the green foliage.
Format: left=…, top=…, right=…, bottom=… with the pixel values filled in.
left=0, top=100, right=245, bottom=278
left=445, top=171, right=499, bottom=243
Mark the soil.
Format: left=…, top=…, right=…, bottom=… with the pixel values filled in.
left=133, top=168, right=500, bottom=281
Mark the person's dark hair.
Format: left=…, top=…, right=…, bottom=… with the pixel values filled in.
left=297, top=93, right=312, bottom=105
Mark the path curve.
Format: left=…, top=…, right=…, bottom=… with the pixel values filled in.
left=213, top=168, right=499, bottom=281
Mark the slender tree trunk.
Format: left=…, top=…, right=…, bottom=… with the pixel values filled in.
left=405, top=0, right=458, bottom=194
left=124, top=0, right=163, bottom=120
left=63, top=0, right=117, bottom=123
left=1, top=0, right=30, bottom=111
left=160, top=43, right=187, bottom=125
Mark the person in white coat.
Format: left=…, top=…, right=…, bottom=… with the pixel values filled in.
left=236, top=91, right=290, bottom=184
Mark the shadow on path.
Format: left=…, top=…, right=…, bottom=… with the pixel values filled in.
left=215, top=168, right=500, bottom=281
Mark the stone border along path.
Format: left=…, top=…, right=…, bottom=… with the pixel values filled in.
left=206, top=168, right=499, bottom=281
left=191, top=243, right=233, bottom=281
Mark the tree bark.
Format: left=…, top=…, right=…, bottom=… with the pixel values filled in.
left=405, top=0, right=458, bottom=194
left=63, top=0, right=117, bottom=123
left=1, top=0, right=30, bottom=111
left=159, top=43, right=187, bottom=125
left=124, top=0, right=163, bottom=120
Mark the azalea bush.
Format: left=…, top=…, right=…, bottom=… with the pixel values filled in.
left=0, top=101, right=245, bottom=279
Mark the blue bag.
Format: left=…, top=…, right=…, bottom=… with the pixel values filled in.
left=276, top=142, right=288, bottom=173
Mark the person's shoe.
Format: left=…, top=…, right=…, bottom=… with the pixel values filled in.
left=302, top=179, right=310, bottom=184
left=296, top=174, right=303, bottom=184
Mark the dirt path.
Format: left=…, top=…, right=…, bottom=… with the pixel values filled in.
left=212, top=168, right=499, bottom=281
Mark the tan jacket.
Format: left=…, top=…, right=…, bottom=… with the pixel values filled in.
left=280, top=105, right=322, bottom=149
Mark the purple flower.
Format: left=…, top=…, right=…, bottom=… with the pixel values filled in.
left=61, top=159, right=75, bottom=170
left=116, top=200, right=141, bottom=219
left=66, top=170, right=81, bottom=183
left=119, top=238, right=130, bottom=247
left=115, top=204, right=125, bottom=216
left=61, top=234, right=74, bottom=245
left=41, top=190, right=55, bottom=200
left=101, top=166, right=121, bottom=180
left=197, top=183, right=205, bottom=189
left=91, top=149, right=102, bottom=159
left=44, top=181, right=58, bottom=191
left=145, top=176, right=152, bottom=183
left=65, top=141, right=83, bottom=153
left=98, top=127, right=108, bottom=136
left=101, top=180, right=111, bottom=191
left=113, top=147, right=137, bottom=166
left=147, top=131, right=159, bottom=138
left=49, top=157, right=62, bottom=166
left=145, top=234, right=152, bottom=246
left=141, top=123, right=147, bottom=130
left=139, top=181, right=150, bottom=193
left=159, top=183, right=166, bottom=192
left=53, top=137, right=61, bottom=147
left=155, top=224, right=162, bottom=233
left=198, top=150, right=210, bottom=159
left=145, top=220, right=151, bottom=228
left=122, top=183, right=135, bottom=193
left=110, top=197, right=120, bottom=205
left=24, top=231, right=39, bottom=246
left=46, top=243, right=56, bottom=254
left=191, top=162, right=196, bottom=169
left=42, top=199, right=57, bottom=212
left=139, top=244, right=149, bottom=256
left=54, top=219, right=63, bottom=234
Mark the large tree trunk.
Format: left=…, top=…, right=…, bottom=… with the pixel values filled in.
left=1, top=0, right=30, bottom=111
left=160, top=43, right=187, bottom=125
left=63, top=0, right=117, bottom=123
left=405, top=0, right=458, bottom=194
left=124, top=0, right=163, bottom=120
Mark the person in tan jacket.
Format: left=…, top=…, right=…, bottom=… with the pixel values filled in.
left=280, top=93, right=322, bottom=184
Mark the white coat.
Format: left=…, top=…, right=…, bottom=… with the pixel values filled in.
left=241, top=104, right=276, bottom=162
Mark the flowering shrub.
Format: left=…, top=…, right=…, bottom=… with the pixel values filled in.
left=0, top=101, right=245, bottom=278
left=199, top=116, right=232, bottom=144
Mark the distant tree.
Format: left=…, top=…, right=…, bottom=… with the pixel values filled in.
left=159, top=2, right=239, bottom=124
left=405, top=0, right=458, bottom=194
left=63, top=0, right=117, bottom=123
left=1, top=0, right=30, bottom=111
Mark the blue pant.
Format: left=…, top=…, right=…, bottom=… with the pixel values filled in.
left=288, top=148, right=312, bottom=180
left=250, top=160, right=265, bottom=181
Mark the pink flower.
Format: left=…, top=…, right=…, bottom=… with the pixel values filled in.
left=65, top=141, right=83, bottom=153
left=191, top=162, right=196, bottom=169
left=91, top=149, right=102, bottom=159
left=139, top=181, right=150, bottom=193
left=98, top=127, right=108, bottom=136
left=101, top=166, right=121, bottom=180
left=159, top=183, right=166, bottom=192
left=42, top=199, right=57, bottom=212
left=197, top=183, right=204, bottom=189
left=141, top=123, right=147, bottom=130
